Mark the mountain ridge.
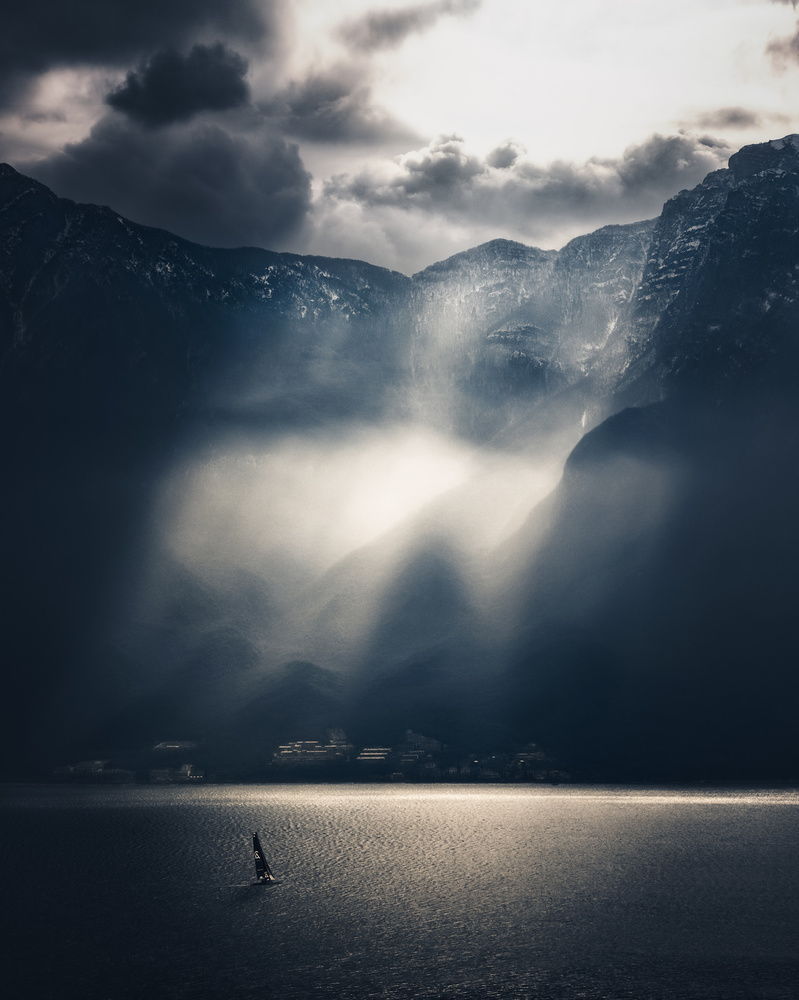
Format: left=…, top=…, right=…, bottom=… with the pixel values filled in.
left=3, top=135, right=799, bottom=777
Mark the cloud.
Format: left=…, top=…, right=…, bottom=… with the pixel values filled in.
left=691, top=107, right=764, bottom=130
left=25, top=115, right=311, bottom=248
left=485, top=141, right=525, bottom=170
left=331, top=134, right=483, bottom=206
left=310, top=133, right=732, bottom=271
left=260, top=68, right=419, bottom=144
left=106, top=44, right=250, bottom=127
left=687, top=107, right=791, bottom=131
left=767, top=26, right=799, bottom=65
left=325, top=132, right=731, bottom=228
left=338, top=0, right=481, bottom=53
left=611, top=133, right=730, bottom=195
left=766, top=1, right=799, bottom=65
left=0, top=0, right=273, bottom=104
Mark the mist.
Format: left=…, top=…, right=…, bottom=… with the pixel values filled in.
left=118, top=418, right=566, bottom=709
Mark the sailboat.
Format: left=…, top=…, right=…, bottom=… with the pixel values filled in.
left=252, top=831, right=276, bottom=884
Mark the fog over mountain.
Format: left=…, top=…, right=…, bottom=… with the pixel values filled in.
left=3, top=134, right=799, bottom=779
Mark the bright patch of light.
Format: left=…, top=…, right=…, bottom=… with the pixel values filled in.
left=374, top=0, right=796, bottom=161
left=289, top=0, right=799, bottom=165
left=163, top=425, right=480, bottom=577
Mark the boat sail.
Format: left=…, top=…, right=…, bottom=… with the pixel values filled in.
left=252, top=831, right=276, bottom=883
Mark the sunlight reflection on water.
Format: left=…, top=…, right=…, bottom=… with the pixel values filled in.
left=3, top=784, right=799, bottom=999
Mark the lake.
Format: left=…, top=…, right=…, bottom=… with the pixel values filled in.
left=2, top=784, right=798, bottom=999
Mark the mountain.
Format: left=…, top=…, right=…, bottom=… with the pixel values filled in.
left=3, top=136, right=799, bottom=777
left=609, top=136, right=799, bottom=406
left=0, top=163, right=655, bottom=452
left=0, top=161, right=411, bottom=452
left=494, top=137, right=799, bottom=777
left=408, top=223, right=654, bottom=438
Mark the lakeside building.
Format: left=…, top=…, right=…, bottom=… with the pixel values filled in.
left=53, top=730, right=568, bottom=784
left=266, top=730, right=566, bottom=782
left=273, top=735, right=355, bottom=767
left=355, top=747, right=392, bottom=763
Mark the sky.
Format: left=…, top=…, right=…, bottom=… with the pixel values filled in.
left=2, top=0, right=799, bottom=273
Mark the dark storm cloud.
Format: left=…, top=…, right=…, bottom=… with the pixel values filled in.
left=0, top=0, right=272, bottom=104
left=612, top=133, right=728, bottom=195
left=261, top=69, right=419, bottom=144
left=325, top=132, right=730, bottom=232
left=338, top=0, right=482, bottom=53
left=106, top=44, right=250, bottom=127
left=26, top=116, right=311, bottom=248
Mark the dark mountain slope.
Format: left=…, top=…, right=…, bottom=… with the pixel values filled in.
left=503, top=394, right=799, bottom=779
left=0, top=165, right=412, bottom=768
left=0, top=163, right=412, bottom=454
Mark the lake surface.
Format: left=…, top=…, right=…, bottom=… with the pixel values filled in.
left=2, top=784, right=798, bottom=999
